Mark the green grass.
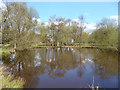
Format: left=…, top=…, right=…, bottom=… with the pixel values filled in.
left=32, top=44, right=118, bottom=52
left=1, top=44, right=15, bottom=57
left=0, top=67, right=25, bottom=88
left=1, top=43, right=118, bottom=55
left=1, top=48, right=12, bottom=57
left=0, top=46, right=25, bottom=88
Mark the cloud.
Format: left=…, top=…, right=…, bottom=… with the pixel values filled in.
left=84, top=23, right=96, bottom=33
left=33, top=17, right=97, bottom=34
left=109, top=15, right=118, bottom=21
left=0, top=0, right=7, bottom=10
left=72, top=19, right=96, bottom=33
left=109, top=15, right=118, bottom=25
left=72, top=19, right=79, bottom=23
left=32, top=17, right=41, bottom=24
left=0, top=1, right=7, bottom=22
left=44, top=22, right=49, bottom=26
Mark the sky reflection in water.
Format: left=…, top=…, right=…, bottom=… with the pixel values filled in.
left=2, top=48, right=118, bottom=88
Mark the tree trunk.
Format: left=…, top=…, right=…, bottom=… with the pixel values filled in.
left=14, top=43, right=16, bottom=49
left=14, top=34, right=17, bottom=49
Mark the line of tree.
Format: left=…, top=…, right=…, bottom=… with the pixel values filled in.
left=1, top=3, right=118, bottom=51
left=90, top=19, right=118, bottom=51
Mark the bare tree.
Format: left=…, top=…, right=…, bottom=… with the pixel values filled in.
left=78, top=15, right=86, bottom=45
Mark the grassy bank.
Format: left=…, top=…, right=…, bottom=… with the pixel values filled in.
left=1, top=45, right=118, bottom=54
left=1, top=44, right=15, bottom=57
left=32, top=44, right=118, bottom=52
left=1, top=43, right=118, bottom=56
left=0, top=67, right=25, bottom=88
left=1, top=45, right=25, bottom=88
left=1, top=48, right=13, bottom=57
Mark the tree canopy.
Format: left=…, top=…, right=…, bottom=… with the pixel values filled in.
left=1, top=3, right=118, bottom=51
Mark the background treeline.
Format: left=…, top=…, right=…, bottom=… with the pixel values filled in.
left=1, top=3, right=118, bottom=51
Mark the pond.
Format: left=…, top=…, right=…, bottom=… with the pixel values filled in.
left=2, top=48, right=118, bottom=88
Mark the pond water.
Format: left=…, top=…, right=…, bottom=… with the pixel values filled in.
left=2, top=48, right=118, bottom=88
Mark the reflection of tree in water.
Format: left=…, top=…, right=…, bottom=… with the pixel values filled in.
left=74, top=48, right=86, bottom=78
left=23, top=65, right=46, bottom=88
left=2, top=48, right=118, bottom=87
left=76, top=48, right=118, bottom=79
left=2, top=49, right=46, bottom=88
left=3, top=50, right=36, bottom=75
left=44, top=48, right=67, bottom=79
left=77, top=58, right=86, bottom=78
left=92, top=50, right=118, bottom=79
left=48, top=66, right=66, bottom=79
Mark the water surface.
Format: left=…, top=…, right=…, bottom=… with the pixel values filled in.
left=2, top=48, right=118, bottom=88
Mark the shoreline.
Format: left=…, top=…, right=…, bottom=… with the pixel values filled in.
left=1, top=45, right=118, bottom=57
left=32, top=45, right=118, bottom=52
left=0, top=66, right=25, bottom=88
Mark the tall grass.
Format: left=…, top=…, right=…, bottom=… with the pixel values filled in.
left=0, top=67, right=25, bottom=88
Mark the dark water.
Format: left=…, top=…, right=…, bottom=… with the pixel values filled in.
left=2, top=48, right=118, bottom=88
